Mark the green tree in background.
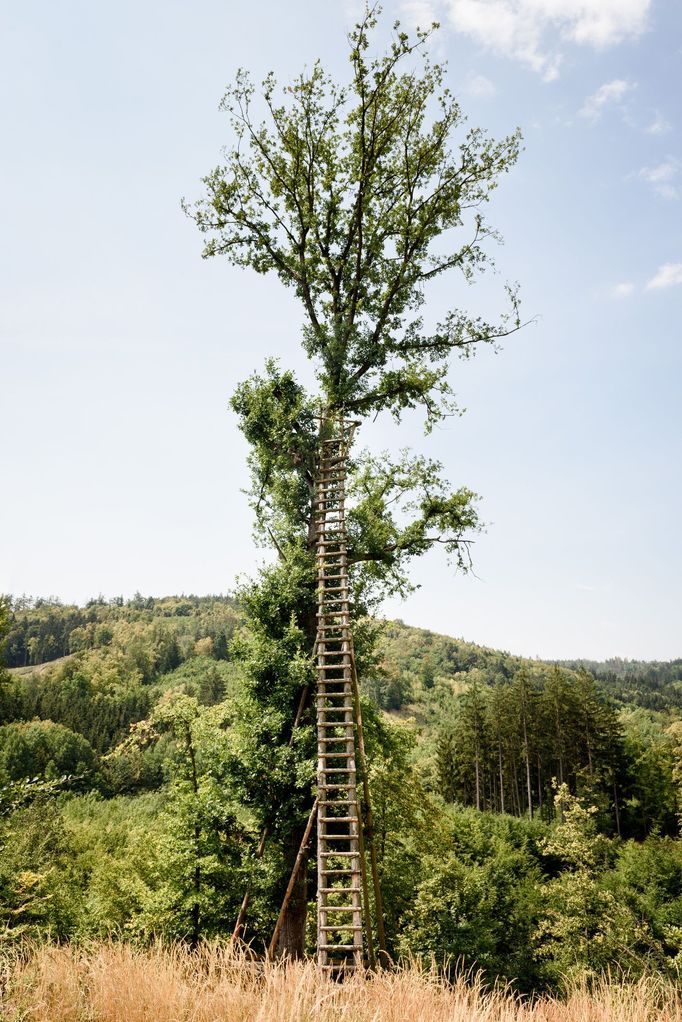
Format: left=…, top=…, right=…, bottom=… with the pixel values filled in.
left=0, top=595, right=11, bottom=723
left=112, top=692, right=245, bottom=946
left=187, top=4, right=523, bottom=955
left=0, top=720, right=95, bottom=782
left=534, top=784, right=647, bottom=986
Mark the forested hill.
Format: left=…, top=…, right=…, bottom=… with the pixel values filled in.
left=2, top=593, right=682, bottom=986
left=369, top=618, right=682, bottom=714
left=5, top=595, right=680, bottom=712
left=2, top=594, right=680, bottom=834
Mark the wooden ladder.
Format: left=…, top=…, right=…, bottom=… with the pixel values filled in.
left=315, top=425, right=364, bottom=971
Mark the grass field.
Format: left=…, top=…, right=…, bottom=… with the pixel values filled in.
left=2, top=944, right=681, bottom=1021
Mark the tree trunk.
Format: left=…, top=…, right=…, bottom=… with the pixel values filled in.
left=498, top=742, right=505, bottom=815
left=474, top=742, right=481, bottom=811
left=521, top=714, right=532, bottom=818
left=187, top=726, right=201, bottom=949
left=613, top=777, right=621, bottom=837
left=277, top=826, right=309, bottom=958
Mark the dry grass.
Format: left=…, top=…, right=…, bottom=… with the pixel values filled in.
left=1, top=943, right=680, bottom=1022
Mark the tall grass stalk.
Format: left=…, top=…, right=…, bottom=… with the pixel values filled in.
left=2, top=943, right=680, bottom=1022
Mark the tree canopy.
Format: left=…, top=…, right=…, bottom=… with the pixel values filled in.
left=187, top=5, right=522, bottom=425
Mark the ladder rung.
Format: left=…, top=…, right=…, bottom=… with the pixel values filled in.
left=320, top=816, right=358, bottom=823
left=320, top=851, right=357, bottom=857
left=318, top=786, right=353, bottom=792
left=322, top=767, right=356, bottom=773
left=320, top=925, right=363, bottom=931
left=319, top=886, right=361, bottom=894
left=318, top=945, right=362, bottom=952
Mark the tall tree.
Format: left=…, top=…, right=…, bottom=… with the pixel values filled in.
left=187, top=6, right=523, bottom=954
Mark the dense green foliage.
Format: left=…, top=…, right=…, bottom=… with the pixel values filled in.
left=1, top=593, right=681, bottom=989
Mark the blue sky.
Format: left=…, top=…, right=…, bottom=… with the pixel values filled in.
left=1, top=0, right=680, bottom=660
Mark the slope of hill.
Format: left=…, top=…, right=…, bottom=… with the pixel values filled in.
left=2, top=594, right=682, bottom=989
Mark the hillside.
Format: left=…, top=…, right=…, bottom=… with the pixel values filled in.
left=2, top=594, right=682, bottom=989
left=6, top=594, right=681, bottom=710
left=2, top=594, right=680, bottom=828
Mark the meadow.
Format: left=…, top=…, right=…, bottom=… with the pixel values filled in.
left=3, top=943, right=682, bottom=1022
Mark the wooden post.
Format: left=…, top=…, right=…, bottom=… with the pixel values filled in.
left=350, top=658, right=389, bottom=966
left=354, top=779, right=376, bottom=969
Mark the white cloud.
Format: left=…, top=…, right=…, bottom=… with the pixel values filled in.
left=580, top=79, right=635, bottom=121
left=639, top=159, right=680, bottom=200
left=401, top=0, right=439, bottom=27
left=464, top=72, right=497, bottom=97
left=445, top=0, right=651, bottom=79
left=646, top=263, right=682, bottom=290
left=646, top=111, right=672, bottom=136
left=611, top=282, right=635, bottom=298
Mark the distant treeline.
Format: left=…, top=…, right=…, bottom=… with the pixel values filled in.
left=557, top=657, right=682, bottom=712
left=4, top=594, right=236, bottom=669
